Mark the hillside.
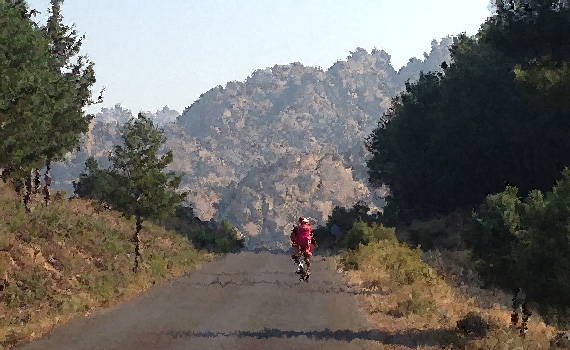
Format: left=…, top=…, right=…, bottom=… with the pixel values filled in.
left=49, top=38, right=453, bottom=248
left=0, top=181, right=211, bottom=347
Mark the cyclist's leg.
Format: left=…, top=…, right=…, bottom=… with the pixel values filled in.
left=291, top=243, right=300, bottom=262
left=302, top=245, right=312, bottom=275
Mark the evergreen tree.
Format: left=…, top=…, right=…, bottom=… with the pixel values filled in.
left=367, top=27, right=570, bottom=223
left=467, top=168, right=570, bottom=322
left=75, top=114, right=187, bottom=272
left=39, top=0, right=102, bottom=206
left=0, top=0, right=101, bottom=212
left=0, top=1, right=64, bottom=209
left=72, top=156, right=117, bottom=203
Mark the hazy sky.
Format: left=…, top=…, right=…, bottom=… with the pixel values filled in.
left=25, top=0, right=493, bottom=116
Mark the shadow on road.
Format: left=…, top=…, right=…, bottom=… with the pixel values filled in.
left=166, top=326, right=465, bottom=347
left=193, top=278, right=390, bottom=296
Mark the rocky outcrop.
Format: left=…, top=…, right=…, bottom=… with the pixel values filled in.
left=51, top=38, right=453, bottom=248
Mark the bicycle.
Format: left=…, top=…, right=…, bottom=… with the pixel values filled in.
left=295, top=256, right=310, bottom=282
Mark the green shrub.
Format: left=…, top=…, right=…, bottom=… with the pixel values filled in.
left=159, top=207, right=244, bottom=253
left=193, top=226, right=215, bottom=251
left=147, top=258, right=167, bottom=278
left=341, top=240, right=438, bottom=286
left=464, top=186, right=521, bottom=290
left=397, top=286, right=436, bottom=316
left=409, top=294, right=435, bottom=316
left=85, top=271, right=119, bottom=303
left=214, top=237, right=230, bottom=252
left=9, top=208, right=26, bottom=233
left=5, top=267, right=48, bottom=308
left=313, top=202, right=381, bottom=251
left=51, top=294, right=90, bottom=314
left=103, top=236, right=127, bottom=255
left=340, top=220, right=397, bottom=250
left=215, top=220, right=244, bottom=253
left=467, top=168, right=570, bottom=324
left=383, top=243, right=437, bottom=285
left=189, top=220, right=244, bottom=253
left=340, top=220, right=368, bottom=250
left=369, top=223, right=398, bottom=242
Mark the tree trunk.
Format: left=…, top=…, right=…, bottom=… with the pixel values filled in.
left=33, top=168, right=41, bottom=193
left=14, top=178, right=24, bottom=199
left=23, top=170, right=33, bottom=213
left=43, top=158, right=52, bottom=206
left=519, top=302, right=531, bottom=338
left=133, top=217, right=143, bottom=273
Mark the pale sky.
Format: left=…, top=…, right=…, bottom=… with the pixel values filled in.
left=25, top=0, right=493, bottom=116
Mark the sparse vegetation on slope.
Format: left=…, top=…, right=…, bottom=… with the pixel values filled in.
left=0, top=181, right=211, bottom=347
left=312, top=203, right=559, bottom=348
left=336, top=222, right=557, bottom=349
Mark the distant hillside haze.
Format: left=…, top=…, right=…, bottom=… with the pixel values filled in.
left=51, top=38, right=452, bottom=248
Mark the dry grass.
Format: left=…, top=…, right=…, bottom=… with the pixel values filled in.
left=0, top=181, right=213, bottom=348
left=338, top=240, right=560, bottom=349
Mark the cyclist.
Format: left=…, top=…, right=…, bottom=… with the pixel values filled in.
left=290, top=217, right=317, bottom=277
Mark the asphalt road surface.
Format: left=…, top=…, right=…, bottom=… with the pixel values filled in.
left=16, top=251, right=390, bottom=350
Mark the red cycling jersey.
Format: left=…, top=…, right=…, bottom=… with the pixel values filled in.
left=295, top=223, right=312, bottom=241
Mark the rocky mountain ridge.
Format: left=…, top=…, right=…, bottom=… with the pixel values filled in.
left=51, top=38, right=453, bottom=248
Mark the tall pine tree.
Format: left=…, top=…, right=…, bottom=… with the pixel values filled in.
left=0, top=1, right=62, bottom=209
left=39, top=0, right=102, bottom=206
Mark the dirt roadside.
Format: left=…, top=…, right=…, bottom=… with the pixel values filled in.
left=14, top=251, right=395, bottom=350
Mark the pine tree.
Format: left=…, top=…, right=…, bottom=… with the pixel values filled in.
left=39, top=0, right=102, bottom=206
left=111, top=114, right=187, bottom=272
left=75, top=114, right=187, bottom=272
left=0, top=1, right=102, bottom=212
left=0, top=1, right=64, bottom=209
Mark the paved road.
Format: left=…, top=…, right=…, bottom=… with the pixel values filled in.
left=16, top=251, right=388, bottom=350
